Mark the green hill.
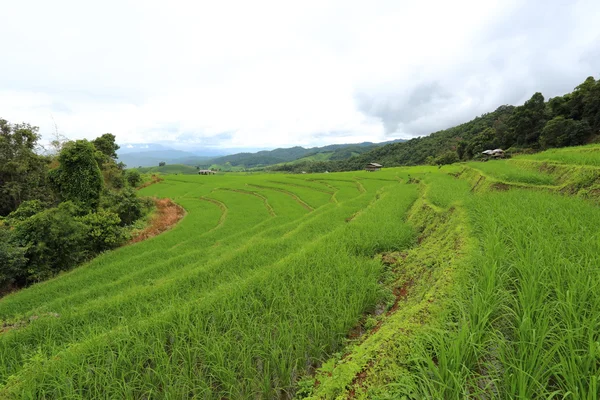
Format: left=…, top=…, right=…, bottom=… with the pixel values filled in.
left=135, top=164, right=199, bottom=175
left=271, top=75, right=600, bottom=173
left=202, top=140, right=403, bottom=168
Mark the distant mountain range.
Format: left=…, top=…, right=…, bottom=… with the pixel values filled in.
left=117, top=139, right=406, bottom=168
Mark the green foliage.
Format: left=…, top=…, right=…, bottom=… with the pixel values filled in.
left=49, top=140, right=104, bottom=210
left=540, top=116, right=591, bottom=148
left=125, top=169, right=142, bottom=187
left=433, top=150, right=459, bottom=165
left=5, top=200, right=45, bottom=224
left=0, top=119, right=53, bottom=216
left=0, top=227, right=27, bottom=286
left=99, top=160, right=126, bottom=190
left=158, top=161, right=166, bottom=167
left=101, top=188, right=149, bottom=226
left=510, top=92, right=547, bottom=145
left=92, top=133, right=120, bottom=160
left=76, top=210, right=126, bottom=253
left=12, top=202, right=89, bottom=282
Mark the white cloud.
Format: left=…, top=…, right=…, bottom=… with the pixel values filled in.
left=1, top=0, right=599, bottom=150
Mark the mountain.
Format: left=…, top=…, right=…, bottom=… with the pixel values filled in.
left=116, top=139, right=406, bottom=168
left=117, top=149, right=209, bottom=168
left=202, top=140, right=405, bottom=168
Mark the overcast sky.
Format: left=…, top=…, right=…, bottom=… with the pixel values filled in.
left=1, top=0, right=600, bottom=150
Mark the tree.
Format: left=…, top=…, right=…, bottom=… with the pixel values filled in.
left=456, top=141, right=467, bottom=160
left=0, top=119, right=53, bottom=216
left=125, top=170, right=142, bottom=187
left=540, top=117, right=591, bottom=148
left=92, top=133, right=120, bottom=160
left=12, top=202, right=89, bottom=282
left=49, top=140, right=104, bottom=210
left=434, top=151, right=459, bottom=165
left=509, top=92, right=548, bottom=146
left=0, top=226, right=27, bottom=286
left=159, top=161, right=166, bottom=167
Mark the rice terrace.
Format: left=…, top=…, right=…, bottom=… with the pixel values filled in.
left=0, top=143, right=599, bottom=399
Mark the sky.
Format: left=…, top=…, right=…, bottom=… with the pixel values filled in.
left=1, top=0, right=600, bottom=151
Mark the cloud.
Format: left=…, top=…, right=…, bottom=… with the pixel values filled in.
left=1, top=0, right=599, bottom=148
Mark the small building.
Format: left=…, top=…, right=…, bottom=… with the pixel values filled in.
left=482, top=149, right=505, bottom=158
left=198, top=169, right=216, bottom=175
left=365, top=162, right=382, bottom=172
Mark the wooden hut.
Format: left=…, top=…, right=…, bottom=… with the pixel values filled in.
left=365, top=162, right=382, bottom=172
left=198, top=170, right=216, bottom=175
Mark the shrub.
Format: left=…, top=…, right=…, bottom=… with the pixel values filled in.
left=5, top=200, right=46, bottom=223
left=77, top=210, right=126, bottom=253
left=125, top=170, right=142, bottom=187
left=0, top=227, right=27, bottom=286
left=12, top=202, right=88, bottom=282
left=102, top=188, right=149, bottom=226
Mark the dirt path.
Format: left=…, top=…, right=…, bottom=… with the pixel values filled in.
left=136, top=174, right=163, bottom=190
left=199, top=196, right=228, bottom=233
left=246, top=184, right=314, bottom=211
left=216, top=188, right=276, bottom=217
left=128, top=198, right=186, bottom=244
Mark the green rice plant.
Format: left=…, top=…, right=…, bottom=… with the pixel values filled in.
left=515, top=144, right=600, bottom=166
left=468, top=161, right=556, bottom=185
left=414, top=189, right=600, bottom=399
left=0, top=178, right=418, bottom=398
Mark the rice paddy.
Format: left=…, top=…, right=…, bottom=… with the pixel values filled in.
left=1, top=147, right=599, bottom=399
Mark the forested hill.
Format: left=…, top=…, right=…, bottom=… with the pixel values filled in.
left=203, top=140, right=405, bottom=168
left=271, top=75, right=600, bottom=173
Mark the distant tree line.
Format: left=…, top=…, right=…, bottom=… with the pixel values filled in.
left=0, top=121, right=149, bottom=291
left=270, top=76, right=600, bottom=173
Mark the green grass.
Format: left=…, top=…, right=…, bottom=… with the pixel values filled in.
left=0, top=172, right=417, bottom=398
left=467, top=160, right=556, bottom=185
left=515, top=143, right=600, bottom=166
left=410, top=189, right=600, bottom=399
left=2, top=145, right=600, bottom=399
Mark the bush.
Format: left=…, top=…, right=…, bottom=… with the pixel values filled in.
left=102, top=188, right=150, bottom=226
left=49, top=140, right=104, bottom=210
left=0, top=227, right=27, bottom=286
left=125, top=170, right=142, bottom=187
left=12, top=202, right=88, bottom=282
left=6, top=200, right=46, bottom=223
left=434, top=151, right=459, bottom=165
left=77, top=210, right=126, bottom=253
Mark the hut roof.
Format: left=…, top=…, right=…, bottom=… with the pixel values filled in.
left=367, top=162, right=383, bottom=167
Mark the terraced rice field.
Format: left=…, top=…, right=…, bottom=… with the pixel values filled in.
left=1, top=149, right=599, bottom=399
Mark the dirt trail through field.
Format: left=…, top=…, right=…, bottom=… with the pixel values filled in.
left=246, top=184, right=314, bottom=211
left=199, top=196, right=228, bottom=232
left=217, top=188, right=276, bottom=217
left=129, top=198, right=186, bottom=244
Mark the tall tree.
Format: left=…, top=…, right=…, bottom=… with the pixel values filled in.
left=49, top=140, right=104, bottom=210
left=509, top=92, right=547, bottom=146
left=92, top=133, right=120, bottom=160
left=0, top=119, right=53, bottom=216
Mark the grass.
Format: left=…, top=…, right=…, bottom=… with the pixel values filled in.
left=2, top=146, right=600, bottom=399
left=409, top=189, right=600, bottom=399
left=0, top=172, right=417, bottom=398
left=467, top=160, right=556, bottom=185
left=515, top=143, right=600, bottom=166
